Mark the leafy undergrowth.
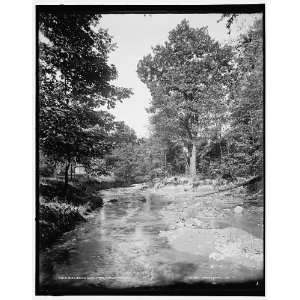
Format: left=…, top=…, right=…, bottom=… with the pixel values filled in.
left=40, top=176, right=103, bottom=206
left=39, top=201, right=86, bottom=249
left=39, top=176, right=104, bottom=249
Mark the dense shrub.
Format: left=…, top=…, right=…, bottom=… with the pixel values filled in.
left=40, top=178, right=103, bottom=207
left=39, top=201, right=85, bottom=248
left=39, top=176, right=106, bottom=248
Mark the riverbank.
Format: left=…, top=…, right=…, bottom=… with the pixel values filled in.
left=149, top=177, right=264, bottom=277
left=99, top=176, right=264, bottom=281
left=38, top=177, right=264, bottom=295
left=39, top=176, right=105, bottom=248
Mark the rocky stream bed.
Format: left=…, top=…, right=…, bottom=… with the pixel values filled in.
left=38, top=181, right=264, bottom=295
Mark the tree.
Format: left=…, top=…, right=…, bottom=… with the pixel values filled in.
left=39, top=12, right=133, bottom=193
left=226, top=18, right=264, bottom=178
left=106, top=132, right=169, bottom=185
left=39, top=12, right=132, bottom=108
left=217, top=14, right=239, bottom=33
left=137, top=20, right=234, bottom=176
left=40, top=99, right=116, bottom=188
left=189, top=17, right=264, bottom=180
left=110, top=121, right=137, bottom=147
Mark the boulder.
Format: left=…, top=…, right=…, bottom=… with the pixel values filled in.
left=108, top=198, right=118, bottom=203
left=209, top=252, right=225, bottom=261
left=234, top=206, right=243, bottom=214
left=137, top=196, right=147, bottom=202
left=87, top=196, right=103, bottom=209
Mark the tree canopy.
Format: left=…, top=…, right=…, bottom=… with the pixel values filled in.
left=39, top=12, right=133, bottom=192
left=137, top=19, right=234, bottom=176
left=39, top=14, right=264, bottom=188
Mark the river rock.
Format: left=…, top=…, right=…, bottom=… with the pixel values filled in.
left=87, top=196, right=103, bottom=210
left=141, top=185, right=148, bottom=190
left=185, top=218, right=203, bottom=228
left=108, top=198, right=118, bottom=203
left=154, top=182, right=161, bottom=189
left=137, top=196, right=147, bottom=202
left=209, top=252, right=225, bottom=261
left=234, top=206, right=243, bottom=214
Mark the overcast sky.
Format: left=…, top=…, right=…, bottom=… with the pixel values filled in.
left=101, top=14, right=260, bottom=137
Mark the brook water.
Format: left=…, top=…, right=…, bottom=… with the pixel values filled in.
left=39, top=184, right=263, bottom=293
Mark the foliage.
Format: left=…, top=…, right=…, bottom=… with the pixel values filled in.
left=38, top=12, right=133, bottom=191
left=39, top=12, right=132, bottom=108
left=195, top=18, right=264, bottom=179
left=106, top=136, right=167, bottom=184
left=39, top=151, right=56, bottom=177
left=218, top=14, right=239, bottom=33
left=136, top=18, right=263, bottom=180
left=111, top=121, right=137, bottom=146
left=39, top=176, right=104, bottom=248
left=38, top=14, right=263, bottom=189
left=225, top=18, right=264, bottom=177
left=39, top=201, right=85, bottom=248
left=137, top=19, right=234, bottom=176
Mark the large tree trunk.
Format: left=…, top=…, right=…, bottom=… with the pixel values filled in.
left=70, top=164, right=73, bottom=181
left=64, top=161, right=70, bottom=197
left=182, top=146, right=189, bottom=175
left=219, top=139, right=223, bottom=167
left=183, top=152, right=189, bottom=176
left=219, top=125, right=223, bottom=168
left=189, top=142, right=197, bottom=177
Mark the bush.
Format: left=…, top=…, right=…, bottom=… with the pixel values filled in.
left=40, top=178, right=103, bottom=207
left=39, top=201, right=86, bottom=248
left=39, top=176, right=105, bottom=248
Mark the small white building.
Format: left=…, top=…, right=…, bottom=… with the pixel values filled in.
left=74, top=164, right=86, bottom=175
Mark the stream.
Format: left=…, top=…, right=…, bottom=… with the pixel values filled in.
left=39, top=184, right=264, bottom=294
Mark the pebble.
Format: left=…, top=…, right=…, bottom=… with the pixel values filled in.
left=209, top=252, right=225, bottom=261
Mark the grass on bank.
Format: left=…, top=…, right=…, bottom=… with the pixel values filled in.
left=39, top=176, right=105, bottom=249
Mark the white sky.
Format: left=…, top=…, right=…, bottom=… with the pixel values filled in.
left=101, top=14, right=260, bottom=137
